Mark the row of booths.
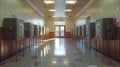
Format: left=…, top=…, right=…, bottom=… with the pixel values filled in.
left=70, top=18, right=120, bottom=61
left=0, top=18, right=49, bottom=62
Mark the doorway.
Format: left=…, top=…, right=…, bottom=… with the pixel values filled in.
left=55, top=25, right=65, bottom=37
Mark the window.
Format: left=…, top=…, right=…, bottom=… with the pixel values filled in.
left=54, top=21, right=65, bottom=25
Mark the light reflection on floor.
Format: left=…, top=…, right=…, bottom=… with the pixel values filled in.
left=0, top=38, right=120, bottom=67
left=54, top=38, right=66, bottom=56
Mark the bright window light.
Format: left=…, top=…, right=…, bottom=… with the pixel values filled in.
left=54, top=38, right=66, bottom=56
left=54, top=21, right=66, bottom=25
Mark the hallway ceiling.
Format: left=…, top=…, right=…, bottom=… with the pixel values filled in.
left=28, top=0, right=91, bottom=17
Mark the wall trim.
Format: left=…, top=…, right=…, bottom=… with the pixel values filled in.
left=25, top=0, right=44, bottom=17
left=76, top=0, right=94, bottom=17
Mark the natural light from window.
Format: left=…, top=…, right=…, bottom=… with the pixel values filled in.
left=54, top=38, right=66, bottom=56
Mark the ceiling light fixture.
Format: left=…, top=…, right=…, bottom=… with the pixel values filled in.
left=44, top=0, right=54, bottom=4
left=49, top=9, right=72, bottom=12
left=44, top=0, right=77, bottom=4
left=66, top=0, right=77, bottom=4
left=65, top=9, right=72, bottom=12
left=49, top=9, right=56, bottom=12
left=52, top=15, right=68, bottom=18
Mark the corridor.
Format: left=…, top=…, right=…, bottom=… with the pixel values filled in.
left=1, top=0, right=120, bottom=67
left=0, top=38, right=120, bottom=67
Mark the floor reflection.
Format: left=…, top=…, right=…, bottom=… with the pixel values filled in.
left=1, top=38, right=120, bottom=67
left=54, top=38, right=66, bottom=56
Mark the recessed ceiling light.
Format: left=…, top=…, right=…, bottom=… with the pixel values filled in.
left=44, top=0, right=55, bottom=4
left=49, top=9, right=56, bottom=12
left=65, top=9, right=72, bottom=12
left=49, top=9, right=72, bottom=12
left=66, top=0, right=77, bottom=4
left=44, top=0, right=77, bottom=4
left=52, top=15, right=68, bottom=18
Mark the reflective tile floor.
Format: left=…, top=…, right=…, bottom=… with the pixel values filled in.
left=0, top=38, right=120, bottom=67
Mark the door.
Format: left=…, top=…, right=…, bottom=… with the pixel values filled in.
left=55, top=25, right=65, bottom=37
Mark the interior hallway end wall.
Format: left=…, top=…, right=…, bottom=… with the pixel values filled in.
left=45, top=17, right=75, bottom=38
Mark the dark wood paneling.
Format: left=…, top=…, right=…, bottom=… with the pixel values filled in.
left=116, top=27, right=120, bottom=39
left=0, top=27, right=3, bottom=60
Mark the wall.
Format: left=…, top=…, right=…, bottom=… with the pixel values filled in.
left=0, top=0, right=44, bottom=61
left=46, top=17, right=75, bottom=32
left=0, top=0, right=44, bottom=27
left=75, top=0, right=120, bottom=61
left=45, top=17, right=54, bottom=32
left=76, top=0, right=120, bottom=26
left=66, top=17, right=75, bottom=32
left=45, top=17, right=75, bottom=37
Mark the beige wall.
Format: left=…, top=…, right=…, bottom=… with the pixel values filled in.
left=45, top=17, right=75, bottom=32
left=66, top=17, right=75, bottom=32
left=45, top=17, right=54, bottom=32
left=76, top=0, right=120, bottom=26
left=0, top=0, right=44, bottom=27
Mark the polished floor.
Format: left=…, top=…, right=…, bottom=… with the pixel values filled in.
left=0, top=38, right=120, bottom=67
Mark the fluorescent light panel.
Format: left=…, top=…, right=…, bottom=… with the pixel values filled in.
left=66, top=1, right=77, bottom=4
left=44, top=0, right=77, bottom=4
left=52, top=15, right=69, bottom=17
left=49, top=9, right=72, bottom=12
left=44, top=1, right=54, bottom=4
left=49, top=9, right=56, bottom=11
left=65, top=9, right=72, bottom=12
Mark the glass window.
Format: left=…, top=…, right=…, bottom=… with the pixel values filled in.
left=54, top=21, right=65, bottom=25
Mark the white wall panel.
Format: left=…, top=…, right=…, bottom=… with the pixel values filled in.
left=0, top=0, right=44, bottom=27
left=76, top=0, right=120, bottom=26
